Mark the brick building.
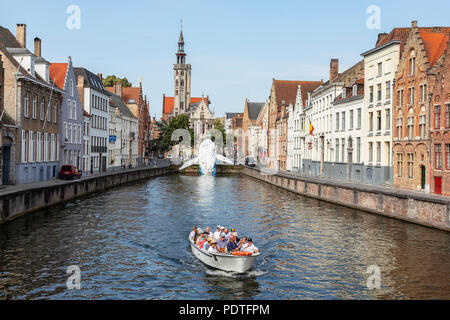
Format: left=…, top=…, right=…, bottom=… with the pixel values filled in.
left=393, top=21, right=450, bottom=192
left=429, top=34, right=450, bottom=194
left=0, top=24, right=64, bottom=184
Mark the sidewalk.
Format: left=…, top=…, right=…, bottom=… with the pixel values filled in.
left=0, top=161, right=171, bottom=196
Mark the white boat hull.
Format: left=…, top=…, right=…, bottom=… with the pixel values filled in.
left=189, top=239, right=259, bottom=273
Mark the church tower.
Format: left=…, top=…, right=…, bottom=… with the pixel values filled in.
left=173, top=24, right=191, bottom=116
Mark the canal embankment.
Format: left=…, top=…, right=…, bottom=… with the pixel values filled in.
left=243, top=166, right=450, bottom=232
left=179, top=164, right=243, bottom=175
left=0, top=165, right=176, bottom=224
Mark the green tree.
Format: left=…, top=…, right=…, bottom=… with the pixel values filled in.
left=102, top=75, right=132, bottom=87
left=162, top=114, right=194, bottom=148
left=213, top=119, right=226, bottom=145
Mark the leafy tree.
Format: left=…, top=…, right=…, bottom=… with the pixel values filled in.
left=102, top=75, right=132, bottom=87
left=213, top=119, right=226, bottom=145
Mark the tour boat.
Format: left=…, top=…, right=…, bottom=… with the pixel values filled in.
left=189, top=238, right=259, bottom=273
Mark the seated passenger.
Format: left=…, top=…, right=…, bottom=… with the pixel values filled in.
left=242, top=237, right=259, bottom=253
left=223, top=228, right=230, bottom=240
left=195, top=232, right=205, bottom=246
left=199, top=234, right=208, bottom=249
left=208, top=240, right=218, bottom=253
left=226, top=233, right=240, bottom=253
left=217, top=233, right=228, bottom=253
left=238, top=236, right=247, bottom=251
left=213, top=226, right=221, bottom=240
left=204, top=237, right=212, bottom=251
left=205, top=227, right=213, bottom=237
left=189, top=226, right=197, bottom=241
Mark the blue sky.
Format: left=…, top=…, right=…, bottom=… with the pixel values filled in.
left=1, top=0, right=449, bottom=118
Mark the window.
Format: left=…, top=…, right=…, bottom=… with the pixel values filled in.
left=377, top=62, right=382, bottom=76
left=46, top=101, right=51, bottom=122
left=369, top=86, right=374, bottom=103
left=67, top=99, right=72, bottom=119
left=397, top=153, right=403, bottom=177
left=386, top=81, right=391, bottom=100
left=435, top=105, right=441, bottom=129
left=54, top=103, right=57, bottom=123
left=73, top=101, right=77, bottom=120
left=408, top=87, right=415, bottom=105
left=369, top=142, right=373, bottom=163
left=446, top=104, right=450, bottom=128
left=435, top=144, right=442, bottom=170
left=341, top=112, right=345, bottom=130
left=32, top=96, right=37, bottom=119
left=377, top=84, right=382, bottom=101
left=341, top=138, right=345, bottom=162
left=342, top=88, right=346, bottom=99
left=377, top=142, right=381, bottom=163
left=419, top=115, right=426, bottom=139
left=350, top=110, right=354, bottom=130
left=409, top=56, right=415, bottom=76
left=408, top=116, right=414, bottom=139
left=40, top=97, right=45, bottom=120
left=420, top=84, right=427, bottom=103
left=357, top=108, right=361, bottom=128
left=24, top=93, right=29, bottom=117
left=356, top=137, right=361, bottom=163
left=446, top=144, right=450, bottom=170
left=335, top=113, right=339, bottom=131
left=397, top=90, right=403, bottom=106
left=377, top=111, right=382, bottom=131
left=407, top=153, right=414, bottom=178
left=335, top=139, right=339, bottom=162
left=369, top=112, right=373, bottom=132
left=396, top=117, right=403, bottom=139
left=69, top=123, right=72, bottom=143
left=28, top=131, right=34, bottom=162
left=385, top=109, right=391, bottom=130
left=70, top=79, right=74, bottom=97
left=352, top=85, right=357, bottom=97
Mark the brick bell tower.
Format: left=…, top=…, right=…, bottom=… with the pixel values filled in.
left=173, top=21, right=191, bottom=116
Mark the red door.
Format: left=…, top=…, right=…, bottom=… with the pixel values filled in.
left=434, top=176, right=442, bottom=194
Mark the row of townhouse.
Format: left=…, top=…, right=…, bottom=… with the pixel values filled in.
left=241, top=21, right=450, bottom=195
left=0, top=23, right=150, bottom=185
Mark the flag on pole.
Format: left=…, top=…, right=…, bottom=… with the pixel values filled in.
left=309, top=121, right=314, bottom=135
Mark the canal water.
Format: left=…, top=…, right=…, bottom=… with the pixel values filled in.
left=0, top=174, right=449, bottom=299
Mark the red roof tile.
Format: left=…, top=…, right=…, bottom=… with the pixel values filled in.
left=420, top=31, right=450, bottom=66
left=162, top=96, right=209, bottom=116
left=274, top=80, right=322, bottom=107
left=49, top=63, right=68, bottom=90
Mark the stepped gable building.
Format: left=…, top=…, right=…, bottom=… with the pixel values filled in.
left=429, top=30, right=450, bottom=195
left=49, top=57, right=83, bottom=170
left=0, top=24, right=64, bottom=185
left=268, top=79, right=322, bottom=170
left=106, top=81, right=150, bottom=165
left=393, top=21, right=450, bottom=193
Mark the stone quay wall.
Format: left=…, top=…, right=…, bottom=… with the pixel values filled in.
left=0, top=165, right=175, bottom=225
left=179, top=164, right=243, bottom=175
left=243, top=166, right=450, bottom=232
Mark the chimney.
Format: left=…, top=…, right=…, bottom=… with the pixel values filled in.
left=114, top=81, right=122, bottom=97
left=34, top=37, right=41, bottom=57
left=16, top=24, right=26, bottom=48
left=97, top=73, right=102, bottom=81
left=77, top=74, right=84, bottom=87
left=330, top=58, right=339, bottom=81
left=376, top=33, right=389, bottom=46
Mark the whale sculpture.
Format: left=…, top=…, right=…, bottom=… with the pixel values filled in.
left=179, top=137, right=233, bottom=176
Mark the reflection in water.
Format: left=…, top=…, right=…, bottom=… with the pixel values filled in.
left=0, top=175, right=449, bottom=299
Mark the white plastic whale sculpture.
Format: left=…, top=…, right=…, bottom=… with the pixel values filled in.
left=179, top=138, right=233, bottom=176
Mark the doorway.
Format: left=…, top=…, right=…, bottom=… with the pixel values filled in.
left=2, top=146, right=11, bottom=185
left=434, top=176, right=442, bottom=194
left=420, top=165, right=426, bottom=190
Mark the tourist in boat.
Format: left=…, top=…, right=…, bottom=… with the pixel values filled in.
left=213, top=226, right=222, bottom=240
left=204, top=237, right=213, bottom=251
left=226, top=233, right=240, bottom=253
left=195, top=231, right=205, bottom=245
left=242, top=238, right=259, bottom=253
left=223, top=228, right=230, bottom=240
left=194, top=229, right=202, bottom=243
left=217, top=233, right=228, bottom=253
left=189, top=226, right=197, bottom=241
left=205, top=227, right=213, bottom=237
left=208, top=240, right=218, bottom=253
left=199, top=233, right=208, bottom=249
left=238, top=236, right=247, bottom=251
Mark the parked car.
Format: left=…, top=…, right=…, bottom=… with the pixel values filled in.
left=59, top=165, right=82, bottom=180
left=245, top=157, right=257, bottom=167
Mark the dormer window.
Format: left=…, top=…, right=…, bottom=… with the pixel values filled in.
left=342, top=88, right=346, bottom=99
left=353, top=85, right=357, bottom=97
